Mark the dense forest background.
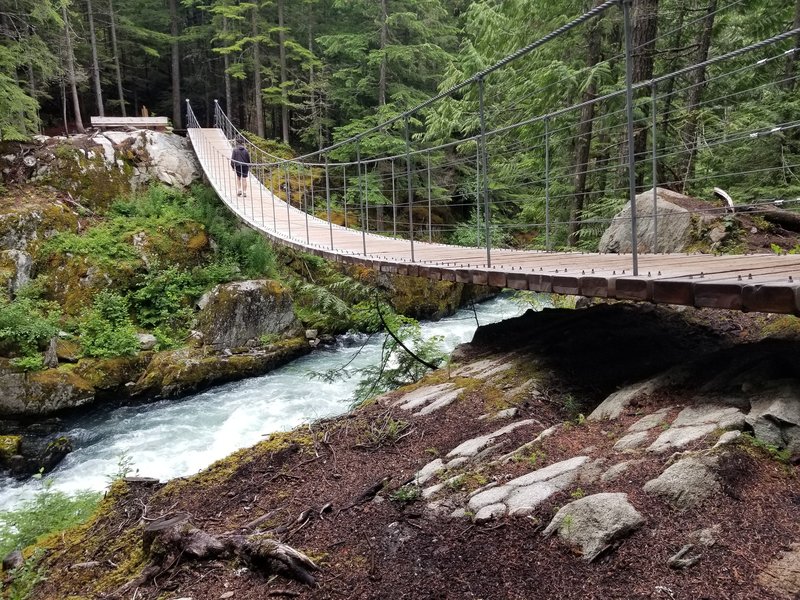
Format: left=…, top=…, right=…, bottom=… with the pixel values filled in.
left=2, top=0, right=800, bottom=249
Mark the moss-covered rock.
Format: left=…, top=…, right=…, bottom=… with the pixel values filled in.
left=130, top=338, right=310, bottom=399
left=0, top=359, right=95, bottom=417
left=73, top=354, right=153, bottom=400
left=0, top=435, right=21, bottom=460
left=196, top=280, right=303, bottom=349
left=0, top=190, right=79, bottom=260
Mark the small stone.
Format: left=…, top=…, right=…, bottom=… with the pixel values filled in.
left=220, top=593, right=235, bottom=599
left=627, top=407, right=673, bottom=433
left=2, top=549, right=23, bottom=571
left=305, top=329, right=318, bottom=340
left=647, top=424, right=718, bottom=453
left=137, top=333, right=158, bottom=351
left=714, top=430, right=741, bottom=448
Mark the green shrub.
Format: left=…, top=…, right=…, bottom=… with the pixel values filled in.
left=0, top=550, right=46, bottom=600
left=78, top=291, right=139, bottom=358
left=0, top=296, right=60, bottom=358
left=9, top=355, right=45, bottom=372
left=0, top=485, right=100, bottom=558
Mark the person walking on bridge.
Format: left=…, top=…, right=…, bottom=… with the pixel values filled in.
left=231, top=137, right=251, bottom=197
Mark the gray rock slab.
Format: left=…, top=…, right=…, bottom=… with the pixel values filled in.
left=474, top=503, right=507, bottom=524
left=395, top=383, right=456, bottom=410
left=613, top=431, right=650, bottom=452
left=671, top=404, right=746, bottom=430
left=542, top=492, right=645, bottom=561
left=415, top=390, right=461, bottom=416
left=445, top=456, right=469, bottom=470
left=422, top=483, right=444, bottom=500
left=446, top=419, right=537, bottom=458
left=627, top=407, right=673, bottom=433
left=505, top=482, right=558, bottom=516
left=747, top=383, right=800, bottom=452
left=478, top=407, right=519, bottom=421
left=468, top=485, right=512, bottom=512
left=757, top=543, right=800, bottom=600
left=647, top=423, right=718, bottom=453
left=453, top=357, right=513, bottom=380
left=507, top=456, right=589, bottom=488
left=414, top=459, right=444, bottom=485
left=589, top=366, right=691, bottom=421
left=643, top=455, right=721, bottom=509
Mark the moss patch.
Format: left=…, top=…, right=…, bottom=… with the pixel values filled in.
left=0, top=434, right=21, bottom=459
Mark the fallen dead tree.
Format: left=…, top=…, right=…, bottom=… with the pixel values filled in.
left=110, top=512, right=319, bottom=597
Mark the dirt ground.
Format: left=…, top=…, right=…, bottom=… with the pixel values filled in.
left=21, top=304, right=800, bottom=600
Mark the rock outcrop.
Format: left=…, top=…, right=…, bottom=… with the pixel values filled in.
left=197, top=280, right=303, bottom=349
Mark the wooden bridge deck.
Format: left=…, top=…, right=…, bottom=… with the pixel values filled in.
left=189, top=127, right=800, bottom=315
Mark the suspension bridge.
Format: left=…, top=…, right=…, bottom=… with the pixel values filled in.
left=186, top=0, right=800, bottom=316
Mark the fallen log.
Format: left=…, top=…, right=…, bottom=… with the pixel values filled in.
left=110, top=513, right=320, bottom=596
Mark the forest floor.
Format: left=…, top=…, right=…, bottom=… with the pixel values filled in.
left=23, top=302, right=800, bottom=600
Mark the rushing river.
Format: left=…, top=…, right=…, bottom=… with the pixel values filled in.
left=0, top=294, right=529, bottom=512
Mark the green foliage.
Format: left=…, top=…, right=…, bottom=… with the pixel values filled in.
left=390, top=484, right=421, bottom=504
left=0, top=550, right=47, bottom=600
left=0, top=295, right=60, bottom=359
left=9, top=355, right=46, bottom=372
left=357, top=413, right=410, bottom=448
left=738, top=433, right=791, bottom=463
left=0, top=484, right=101, bottom=558
left=78, top=291, right=139, bottom=358
left=105, top=452, right=137, bottom=485
left=351, top=316, right=446, bottom=405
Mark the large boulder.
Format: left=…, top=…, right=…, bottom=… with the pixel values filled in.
left=599, top=188, right=692, bottom=253
left=542, top=492, right=645, bottom=561
left=197, top=280, right=303, bottom=349
left=0, top=359, right=94, bottom=416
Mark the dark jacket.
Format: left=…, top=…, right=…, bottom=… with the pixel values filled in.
left=231, top=145, right=250, bottom=167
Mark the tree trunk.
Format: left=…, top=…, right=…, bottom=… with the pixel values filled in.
left=169, top=0, right=182, bottom=129
left=278, top=0, right=289, bottom=144
left=656, top=0, right=687, bottom=186
left=62, top=4, right=85, bottom=133
left=378, top=0, right=388, bottom=106
left=631, top=0, right=659, bottom=190
left=223, top=16, right=232, bottom=114
left=252, top=2, right=265, bottom=138
left=108, top=0, right=126, bottom=116
left=679, top=0, right=717, bottom=192
left=784, top=0, right=800, bottom=91
left=86, top=0, right=104, bottom=117
left=568, top=3, right=604, bottom=247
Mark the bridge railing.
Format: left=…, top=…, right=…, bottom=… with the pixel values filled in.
left=188, top=1, right=800, bottom=274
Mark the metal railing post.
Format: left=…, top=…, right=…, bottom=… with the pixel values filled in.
left=391, top=160, right=397, bottom=237
left=476, top=141, right=481, bottom=246
left=270, top=167, right=277, bottom=231
left=622, top=0, right=639, bottom=275
left=285, top=163, right=292, bottom=239
left=357, top=140, right=366, bottom=255
left=325, top=157, right=334, bottom=250
left=478, top=76, right=491, bottom=267
left=427, top=152, right=432, bottom=243
left=310, top=166, right=315, bottom=217
left=259, top=163, right=265, bottom=227
left=651, top=81, right=658, bottom=254
left=404, top=115, right=415, bottom=262
left=545, top=117, right=551, bottom=251
left=342, top=165, right=348, bottom=229
left=303, top=164, right=310, bottom=244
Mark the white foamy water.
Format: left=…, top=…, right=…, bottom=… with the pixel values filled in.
left=0, top=293, right=530, bottom=511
